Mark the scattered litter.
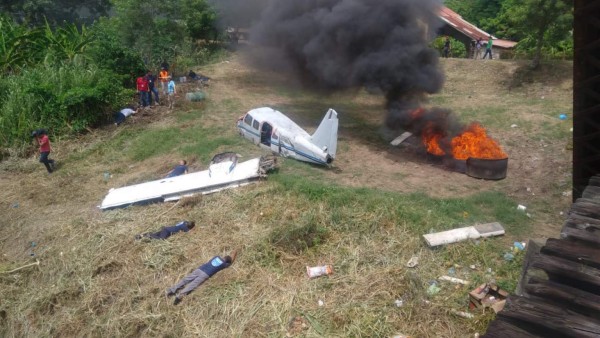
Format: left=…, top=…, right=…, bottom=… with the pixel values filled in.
left=427, top=283, right=441, bottom=296
left=526, top=213, right=532, bottom=218
left=517, top=204, right=527, bottom=211
left=451, top=309, right=474, bottom=319
left=103, top=172, right=111, bottom=181
left=469, top=264, right=477, bottom=270
left=559, top=211, right=564, bottom=216
left=307, top=265, right=333, bottom=279
left=394, top=299, right=404, bottom=307
left=570, top=127, right=573, bottom=132
left=513, top=242, right=526, bottom=252
left=406, top=256, right=419, bottom=268
left=469, top=282, right=508, bottom=313
left=11, top=202, right=19, bottom=208
left=29, top=241, right=37, bottom=256
left=439, top=276, right=470, bottom=285
left=559, top=114, right=567, bottom=120
left=447, top=267, right=456, bottom=276
left=318, top=299, right=324, bottom=307
left=562, top=190, right=572, bottom=197
left=486, top=268, right=492, bottom=273
left=503, top=252, right=514, bottom=261
left=390, top=131, right=413, bottom=146
left=1, top=259, right=40, bottom=274
left=422, top=222, right=505, bottom=247
left=185, top=91, right=206, bottom=102
left=391, top=334, right=411, bottom=338
left=510, top=124, right=518, bottom=128
left=286, top=316, right=309, bottom=337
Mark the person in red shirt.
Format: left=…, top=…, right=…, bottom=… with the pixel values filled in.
left=136, top=75, right=150, bottom=107
left=32, top=129, right=55, bottom=173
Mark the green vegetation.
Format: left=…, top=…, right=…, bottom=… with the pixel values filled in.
left=444, top=0, right=573, bottom=66
left=0, top=0, right=224, bottom=151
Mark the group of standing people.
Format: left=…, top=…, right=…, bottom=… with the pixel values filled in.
left=474, top=35, right=494, bottom=60
left=442, top=35, right=494, bottom=60
left=136, top=64, right=177, bottom=109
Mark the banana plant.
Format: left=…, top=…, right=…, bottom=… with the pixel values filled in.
left=39, top=20, right=96, bottom=64
left=0, top=17, right=42, bottom=73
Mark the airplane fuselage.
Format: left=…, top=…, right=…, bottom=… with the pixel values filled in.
left=237, top=107, right=337, bottom=165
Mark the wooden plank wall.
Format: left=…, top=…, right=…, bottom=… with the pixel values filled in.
left=483, top=176, right=600, bottom=337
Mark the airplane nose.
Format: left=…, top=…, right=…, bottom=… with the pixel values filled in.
left=326, top=155, right=333, bottom=164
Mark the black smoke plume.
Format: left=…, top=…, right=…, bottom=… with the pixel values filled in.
left=219, top=0, right=464, bottom=142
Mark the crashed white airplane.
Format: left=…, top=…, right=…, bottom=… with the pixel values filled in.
left=237, top=107, right=338, bottom=166
left=99, top=153, right=275, bottom=210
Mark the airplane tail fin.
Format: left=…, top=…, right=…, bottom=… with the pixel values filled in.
left=311, top=109, right=338, bottom=159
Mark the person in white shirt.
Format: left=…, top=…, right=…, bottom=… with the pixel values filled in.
left=114, top=106, right=138, bottom=126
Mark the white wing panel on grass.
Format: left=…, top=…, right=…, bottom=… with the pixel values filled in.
left=99, top=158, right=263, bottom=210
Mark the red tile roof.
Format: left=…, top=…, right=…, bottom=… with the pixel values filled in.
left=439, top=6, right=517, bottom=49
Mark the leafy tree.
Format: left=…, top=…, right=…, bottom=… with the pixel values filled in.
left=0, top=0, right=111, bottom=26
left=111, top=0, right=222, bottom=71
left=182, top=0, right=219, bottom=41
left=500, top=0, right=572, bottom=69
left=444, top=0, right=503, bottom=34
left=87, top=19, right=146, bottom=86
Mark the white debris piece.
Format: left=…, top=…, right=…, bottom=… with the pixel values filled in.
left=422, top=222, right=505, bottom=247
left=390, top=131, right=413, bottom=146
left=439, top=276, right=470, bottom=285
left=99, top=156, right=273, bottom=210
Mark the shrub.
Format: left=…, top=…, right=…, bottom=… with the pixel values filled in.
left=0, top=64, right=132, bottom=147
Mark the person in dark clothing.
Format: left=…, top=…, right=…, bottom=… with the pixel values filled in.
left=165, top=160, right=188, bottom=178
left=188, top=70, right=210, bottom=86
left=442, top=37, right=451, bottom=58
left=146, top=71, right=160, bottom=106
left=166, top=251, right=238, bottom=305
left=135, top=221, right=195, bottom=240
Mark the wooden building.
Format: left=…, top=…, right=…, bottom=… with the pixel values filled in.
left=438, top=6, right=517, bottom=59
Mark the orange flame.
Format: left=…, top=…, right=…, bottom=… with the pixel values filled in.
left=422, top=122, right=446, bottom=156
left=450, top=122, right=507, bottom=160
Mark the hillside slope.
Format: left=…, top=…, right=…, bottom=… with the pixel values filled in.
left=0, top=56, right=572, bottom=337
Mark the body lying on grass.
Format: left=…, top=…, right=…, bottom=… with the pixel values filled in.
left=167, top=250, right=237, bottom=305
left=165, top=160, right=188, bottom=178
left=135, top=221, right=195, bottom=240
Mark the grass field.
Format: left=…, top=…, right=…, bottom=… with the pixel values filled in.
left=0, top=55, right=573, bottom=337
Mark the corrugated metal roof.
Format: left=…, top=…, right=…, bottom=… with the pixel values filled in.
left=439, top=6, right=517, bottom=49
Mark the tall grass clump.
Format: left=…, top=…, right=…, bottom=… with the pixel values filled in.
left=0, top=64, right=132, bottom=148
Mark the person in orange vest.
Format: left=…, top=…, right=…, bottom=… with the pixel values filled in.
left=159, top=68, right=169, bottom=96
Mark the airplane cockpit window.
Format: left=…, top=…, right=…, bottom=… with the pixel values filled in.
left=252, top=120, right=260, bottom=129
left=244, top=114, right=253, bottom=125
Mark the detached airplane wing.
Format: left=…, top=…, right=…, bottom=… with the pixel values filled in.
left=99, top=156, right=276, bottom=210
